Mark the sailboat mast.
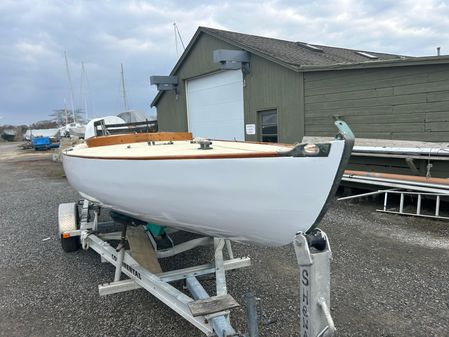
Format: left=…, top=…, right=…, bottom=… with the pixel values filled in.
left=64, top=51, right=76, bottom=122
left=174, top=22, right=179, bottom=57
left=120, top=63, right=129, bottom=112
left=64, top=99, right=68, bottom=125
left=173, top=23, right=186, bottom=52
left=81, top=61, right=88, bottom=121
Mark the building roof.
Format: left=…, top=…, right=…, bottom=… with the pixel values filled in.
left=202, top=27, right=406, bottom=67
left=152, top=27, right=449, bottom=107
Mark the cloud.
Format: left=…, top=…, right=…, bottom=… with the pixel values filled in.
left=0, top=0, right=448, bottom=124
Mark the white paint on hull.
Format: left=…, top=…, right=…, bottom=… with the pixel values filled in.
left=63, top=140, right=344, bottom=246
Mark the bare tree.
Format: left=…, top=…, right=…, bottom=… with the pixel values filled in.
left=50, top=108, right=85, bottom=126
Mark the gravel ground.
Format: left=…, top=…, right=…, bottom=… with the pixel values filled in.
left=0, top=142, right=448, bottom=337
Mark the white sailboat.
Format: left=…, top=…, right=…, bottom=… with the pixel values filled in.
left=62, top=121, right=354, bottom=246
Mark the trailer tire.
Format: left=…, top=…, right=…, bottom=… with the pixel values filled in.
left=58, top=203, right=80, bottom=252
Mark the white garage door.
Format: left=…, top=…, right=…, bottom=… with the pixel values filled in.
left=186, top=70, right=244, bottom=140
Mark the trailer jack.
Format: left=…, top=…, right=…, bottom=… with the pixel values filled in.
left=294, top=230, right=335, bottom=337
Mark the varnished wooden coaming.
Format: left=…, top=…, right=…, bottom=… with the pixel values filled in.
left=86, top=132, right=193, bottom=148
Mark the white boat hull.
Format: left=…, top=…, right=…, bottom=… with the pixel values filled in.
left=63, top=140, right=346, bottom=246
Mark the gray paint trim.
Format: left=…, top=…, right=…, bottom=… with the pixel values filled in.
left=299, top=55, right=449, bottom=72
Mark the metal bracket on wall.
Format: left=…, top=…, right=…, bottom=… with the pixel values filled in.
left=150, top=76, right=179, bottom=97
left=213, top=49, right=251, bottom=74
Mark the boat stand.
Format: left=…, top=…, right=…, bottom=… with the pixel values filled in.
left=58, top=200, right=336, bottom=337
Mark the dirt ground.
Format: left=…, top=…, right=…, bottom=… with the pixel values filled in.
left=0, top=141, right=448, bottom=337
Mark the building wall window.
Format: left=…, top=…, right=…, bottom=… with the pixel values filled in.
left=258, top=109, right=278, bottom=143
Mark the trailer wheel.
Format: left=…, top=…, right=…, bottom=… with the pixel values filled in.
left=58, top=203, right=80, bottom=252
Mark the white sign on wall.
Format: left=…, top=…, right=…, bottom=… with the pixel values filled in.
left=245, top=124, right=256, bottom=135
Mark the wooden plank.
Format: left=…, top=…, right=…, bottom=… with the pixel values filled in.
left=86, top=132, right=193, bottom=148
left=306, top=106, right=394, bottom=118
left=304, top=64, right=449, bottom=84
left=305, top=68, right=428, bottom=88
left=390, top=102, right=449, bottom=114
left=426, top=122, right=449, bottom=132
left=305, top=87, right=393, bottom=104
left=305, top=68, right=449, bottom=97
left=306, top=101, right=446, bottom=120
left=305, top=73, right=429, bottom=96
left=392, top=103, right=430, bottom=114
left=305, top=93, right=427, bottom=111
left=306, top=113, right=425, bottom=124
left=428, top=69, right=449, bottom=82
left=426, top=111, right=449, bottom=122
left=127, top=226, right=162, bottom=274
left=427, top=91, right=449, bottom=102
left=188, top=294, right=239, bottom=317
left=394, top=80, right=449, bottom=96
left=306, top=100, right=445, bottom=117
left=425, top=101, right=449, bottom=113
left=306, top=122, right=425, bottom=133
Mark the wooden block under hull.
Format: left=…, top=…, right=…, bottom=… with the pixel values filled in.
left=127, top=226, right=162, bottom=274
left=188, top=294, right=239, bottom=317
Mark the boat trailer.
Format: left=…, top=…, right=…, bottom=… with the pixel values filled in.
left=58, top=199, right=336, bottom=337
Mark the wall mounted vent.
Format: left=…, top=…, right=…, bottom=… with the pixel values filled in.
left=150, top=76, right=178, bottom=92
left=213, top=50, right=250, bottom=73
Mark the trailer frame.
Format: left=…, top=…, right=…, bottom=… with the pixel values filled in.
left=58, top=199, right=336, bottom=337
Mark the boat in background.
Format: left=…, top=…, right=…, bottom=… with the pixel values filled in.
left=83, top=116, right=126, bottom=139
left=61, top=122, right=86, bottom=138
left=1, top=129, right=16, bottom=141
left=83, top=114, right=157, bottom=139
left=117, top=110, right=148, bottom=123
left=24, top=128, right=60, bottom=141
left=63, top=120, right=354, bottom=247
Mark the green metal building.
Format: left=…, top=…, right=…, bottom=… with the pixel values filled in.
left=151, top=27, right=449, bottom=147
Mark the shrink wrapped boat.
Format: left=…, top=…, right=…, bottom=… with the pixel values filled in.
left=1, top=129, right=16, bottom=141
left=62, top=120, right=353, bottom=246
left=24, top=128, right=60, bottom=141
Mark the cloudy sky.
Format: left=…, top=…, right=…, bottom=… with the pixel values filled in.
left=1, top=0, right=448, bottom=125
